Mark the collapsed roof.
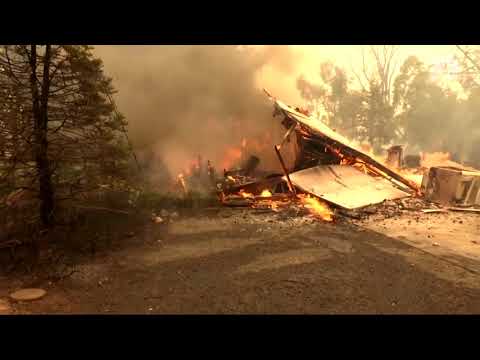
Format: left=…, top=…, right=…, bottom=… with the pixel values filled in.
left=287, top=165, right=409, bottom=210
left=263, top=91, right=420, bottom=209
left=269, top=96, right=420, bottom=193
left=220, top=92, right=480, bottom=213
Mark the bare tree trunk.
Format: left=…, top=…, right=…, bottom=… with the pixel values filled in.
left=456, top=45, right=480, bottom=73
left=29, top=45, right=54, bottom=228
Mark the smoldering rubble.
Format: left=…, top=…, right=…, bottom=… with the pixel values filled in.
left=172, top=90, right=480, bottom=224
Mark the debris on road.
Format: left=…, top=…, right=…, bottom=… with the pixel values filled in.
left=448, top=207, right=480, bottom=213
left=160, top=209, right=169, bottom=218
left=10, top=288, right=47, bottom=301
left=0, top=299, right=11, bottom=314
left=422, top=209, right=448, bottom=214
left=152, top=216, right=164, bottom=224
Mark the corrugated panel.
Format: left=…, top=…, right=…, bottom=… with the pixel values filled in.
left=287, top=165, right=410, bottom=209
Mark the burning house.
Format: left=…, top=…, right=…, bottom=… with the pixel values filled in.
left=178, top=90, right=480, bottom=219
left=216, top=92, right=420, bottom=218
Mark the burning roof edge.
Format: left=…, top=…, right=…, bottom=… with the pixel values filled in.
left=273, top=99, right=364, bottom=153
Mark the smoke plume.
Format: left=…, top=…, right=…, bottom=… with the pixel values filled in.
left=94, top=45, right=300, bottom=179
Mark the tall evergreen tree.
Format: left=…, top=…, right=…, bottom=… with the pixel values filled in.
left=0, top=45, right=129, bottom=228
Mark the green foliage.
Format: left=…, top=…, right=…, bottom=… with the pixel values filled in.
left=297, top=60, right=397, bottom=153
left=297, top=52, right=480, bottom=163
left=364, top=80, right=396, bottom=152
left=0, top=45, right=132, bottom=215
left=392, top=55, right=480, bottom=159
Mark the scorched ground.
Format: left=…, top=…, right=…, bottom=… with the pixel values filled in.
left=1, top=205, right=480, bottom=314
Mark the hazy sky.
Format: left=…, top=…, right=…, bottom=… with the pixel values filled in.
left=292, top=45, right=457, bottom=68
left=98, top=45, right=461, bottom=106
left=94, top=45, right=465, bottom=175
left=258, top=45, right=460, bottom=103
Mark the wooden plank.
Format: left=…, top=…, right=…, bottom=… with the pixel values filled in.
left=448, top=207, right=480, bottom=213
left=421, top=209, right=448, bottom=214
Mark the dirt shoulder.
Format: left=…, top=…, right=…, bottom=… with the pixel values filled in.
left=1, top=207, right=480, bottom=314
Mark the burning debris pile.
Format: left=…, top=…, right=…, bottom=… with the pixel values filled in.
left=216, top=91, right=420, bottom=222
left=173, top=90, right=480, bottom=222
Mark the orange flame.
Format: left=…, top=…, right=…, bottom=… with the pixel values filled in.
left=221, top=147, right=243, bottom=170
left=299, top=194, right=334, bottom=222
left=397, top=168, right=424, bottom=186
left=220, top=132, right=276, bottom=172
left=420, top=151, right=452, bottom=168
left=176, top=173, right=187, bottom=194
left=260, top=189, right=272, bottom=197
left=239, top=189, right=254, bottom=199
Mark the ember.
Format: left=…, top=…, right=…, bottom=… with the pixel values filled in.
left=270, top=202, right=279, bottom=212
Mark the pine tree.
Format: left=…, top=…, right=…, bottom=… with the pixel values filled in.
left=0, top=45, right=129, bottom=229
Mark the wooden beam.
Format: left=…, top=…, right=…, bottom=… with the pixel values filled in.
left=274, top=145, right=297, bottom=197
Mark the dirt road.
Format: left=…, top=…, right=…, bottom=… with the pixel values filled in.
left=2, top=208, right=480, bottom=314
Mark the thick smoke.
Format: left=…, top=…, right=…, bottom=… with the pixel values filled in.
left=94, top=45, right=300, bottom=180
